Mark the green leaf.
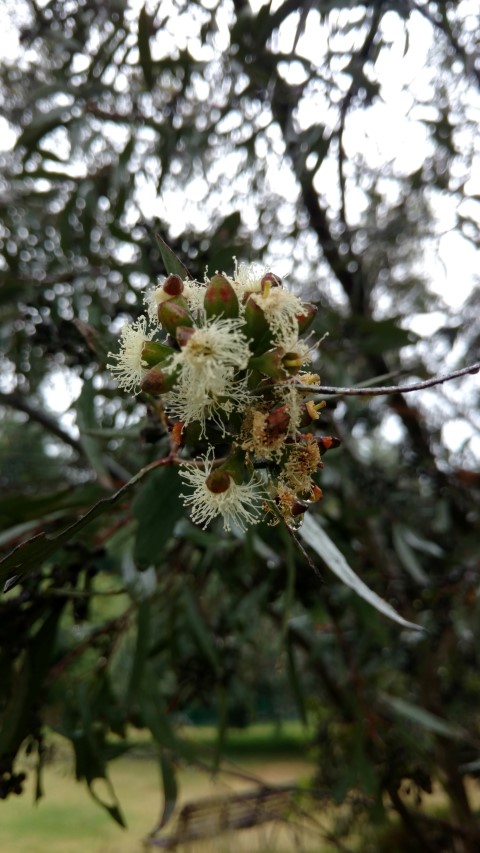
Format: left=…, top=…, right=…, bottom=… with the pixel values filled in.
left=286, top=633, right=307, bottom=725
left=132, top=466, right=184, bottom=566
left=150, top=751, right=178, bottom=834
left=76, top=378, right=110, bottom=482
left=155, top=234, right=193, bottom=280
left=392, top=525, right=430, bottom=586
left=0, top=460, right=164, bottom=587
left=138, top=5, right=155, bottom=91
left=380, top=694, right=469, bottom=742
left=127, top=601, right=151, bottom=705
left=299, top=515, right=423, bottom=632
left=182, top=585, right=220, bottom=674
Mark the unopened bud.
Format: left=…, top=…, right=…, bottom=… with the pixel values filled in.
left=176, top=325, right=195, bottom=348
left=158, top=296, right=193, bottom=336
left=317, top=435, right=341, bottom=454
left=141, top=365, right=179, bottom=394
left=141, top=340, right=175, bottom=368
left=163, top=273, right=184, bottom=297
left=244, top=296, right=272, bottom=354
left=248, top=348, right=286, bottom=380
left=204, top=274, right=239, bottom=319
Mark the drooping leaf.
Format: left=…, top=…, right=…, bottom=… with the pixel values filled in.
left=380, top=694, right=468, bottom=742
left=299, top=515, right=423, bottom=632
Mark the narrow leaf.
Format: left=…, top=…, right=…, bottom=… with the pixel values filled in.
left=155, top=234, right=193, bottom=279
left=299, top=515, right=423, bottom=632
left=380, top=694, right=468, bottom=741
left=138, top=5, right=154, bottom=91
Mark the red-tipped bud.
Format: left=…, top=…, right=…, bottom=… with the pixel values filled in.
left=158, top=296, right=193, bottom=336
left=205, top=468, right=231, bottom=494
left=141, top=365, right=179, bottom=394
left=163, top=273, right=184, bottom=297
left=297, top=302, right=318, bottom=334
left=141, top=340, right=175, bottom=368
left=204, top=274, right=239, bottom=319
left=317, top=435, right=341, bottom=454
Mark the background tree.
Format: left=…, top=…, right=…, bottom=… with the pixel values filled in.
left=1, top=1, right=479, bottom=850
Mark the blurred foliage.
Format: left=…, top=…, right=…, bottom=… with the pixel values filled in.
left=0, top=1, right=480, bottom=851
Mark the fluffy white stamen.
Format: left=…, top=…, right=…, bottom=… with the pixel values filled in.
left=107, top=316, right=153, bottom=392
left=180, top=454, right=265, bottom=531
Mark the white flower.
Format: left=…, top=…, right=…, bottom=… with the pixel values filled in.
left=229, top=259, right=265, bottom=299
left=250, top=286, right=306, bottom=350
left=107, top=316, right=153, bottom=392
left=180, top=454, right=265, bottom=531
left=167, top=316, right=251, bottom=434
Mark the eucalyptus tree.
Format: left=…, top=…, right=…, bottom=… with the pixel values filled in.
left=1, top=2, right=479, bottom=850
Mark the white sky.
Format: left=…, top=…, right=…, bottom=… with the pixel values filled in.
left=0, top=2, right=478, bottom=461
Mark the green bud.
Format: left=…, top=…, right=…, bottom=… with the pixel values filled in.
left=243, top=296, right=272, bottom=354
left=248, top=348, right=287, bottom=380
left=141, top=340, right=175, bottom=368
left=204, top=274, right=239, bottom=319
left=158, top=296, right=193, bottom=336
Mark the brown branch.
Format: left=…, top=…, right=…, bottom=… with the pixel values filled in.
left=296, top=362, right=480, bottom=397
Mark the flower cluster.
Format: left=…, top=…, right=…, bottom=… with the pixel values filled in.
left=108, top=261, right=339, bottom=531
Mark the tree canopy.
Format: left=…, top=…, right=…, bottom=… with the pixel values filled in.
left=1, top=1, right=479, bottom=850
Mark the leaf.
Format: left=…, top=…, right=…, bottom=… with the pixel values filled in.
left=392, top=525, right=430, bottom=586
left=155, top=234, right=193, bottom=280
left=182, top=585, right=220, bottom=674
left=286, top=632, right=307, bottom=725
left=299, top=515, right=423, bottom=632
left=132, top=467, right=184, bottom=566
left=380, top=694, right=469, bottom=742
left=76, top=378, right=110, bottom=483
left=138, top=5, right=155, bottom=91
left=127, top=601, right=151, bottom=705
left=150, top=752, right=178, bottom=834
left=0, top=460, right=164, bottom=588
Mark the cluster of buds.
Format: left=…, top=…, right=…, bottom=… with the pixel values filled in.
left=108, top=261, right=339, bottom=531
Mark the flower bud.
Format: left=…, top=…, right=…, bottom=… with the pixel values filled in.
left=163, top=273, right=184, bottom=297
left=296, top=302, right=318, bottom=334
left=176, top=325, right=195, bottom=348
left=141, top=340, right=175, bottom=368
left=204, top=274, right=239, bottom=319
left=158, top=296, right=194, bottom=336
left=248, top=348, right=287, bottom=380
left=243, top=296, right=272, bottom=354
left=141, top=364, right=179, bottom=394
left=317, top=435, right=341, bottom=454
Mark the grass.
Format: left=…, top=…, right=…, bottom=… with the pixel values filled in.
left=0, top=722, right=325, bottom=853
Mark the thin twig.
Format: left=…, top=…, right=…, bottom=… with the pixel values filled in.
left=295, top=362, right=480, bottom=397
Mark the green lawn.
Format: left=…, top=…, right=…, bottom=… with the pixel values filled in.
left=0, top=724, right=324, bottom=853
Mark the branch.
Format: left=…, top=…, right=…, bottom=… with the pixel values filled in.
left=296, top=362, right=480, bottom=397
